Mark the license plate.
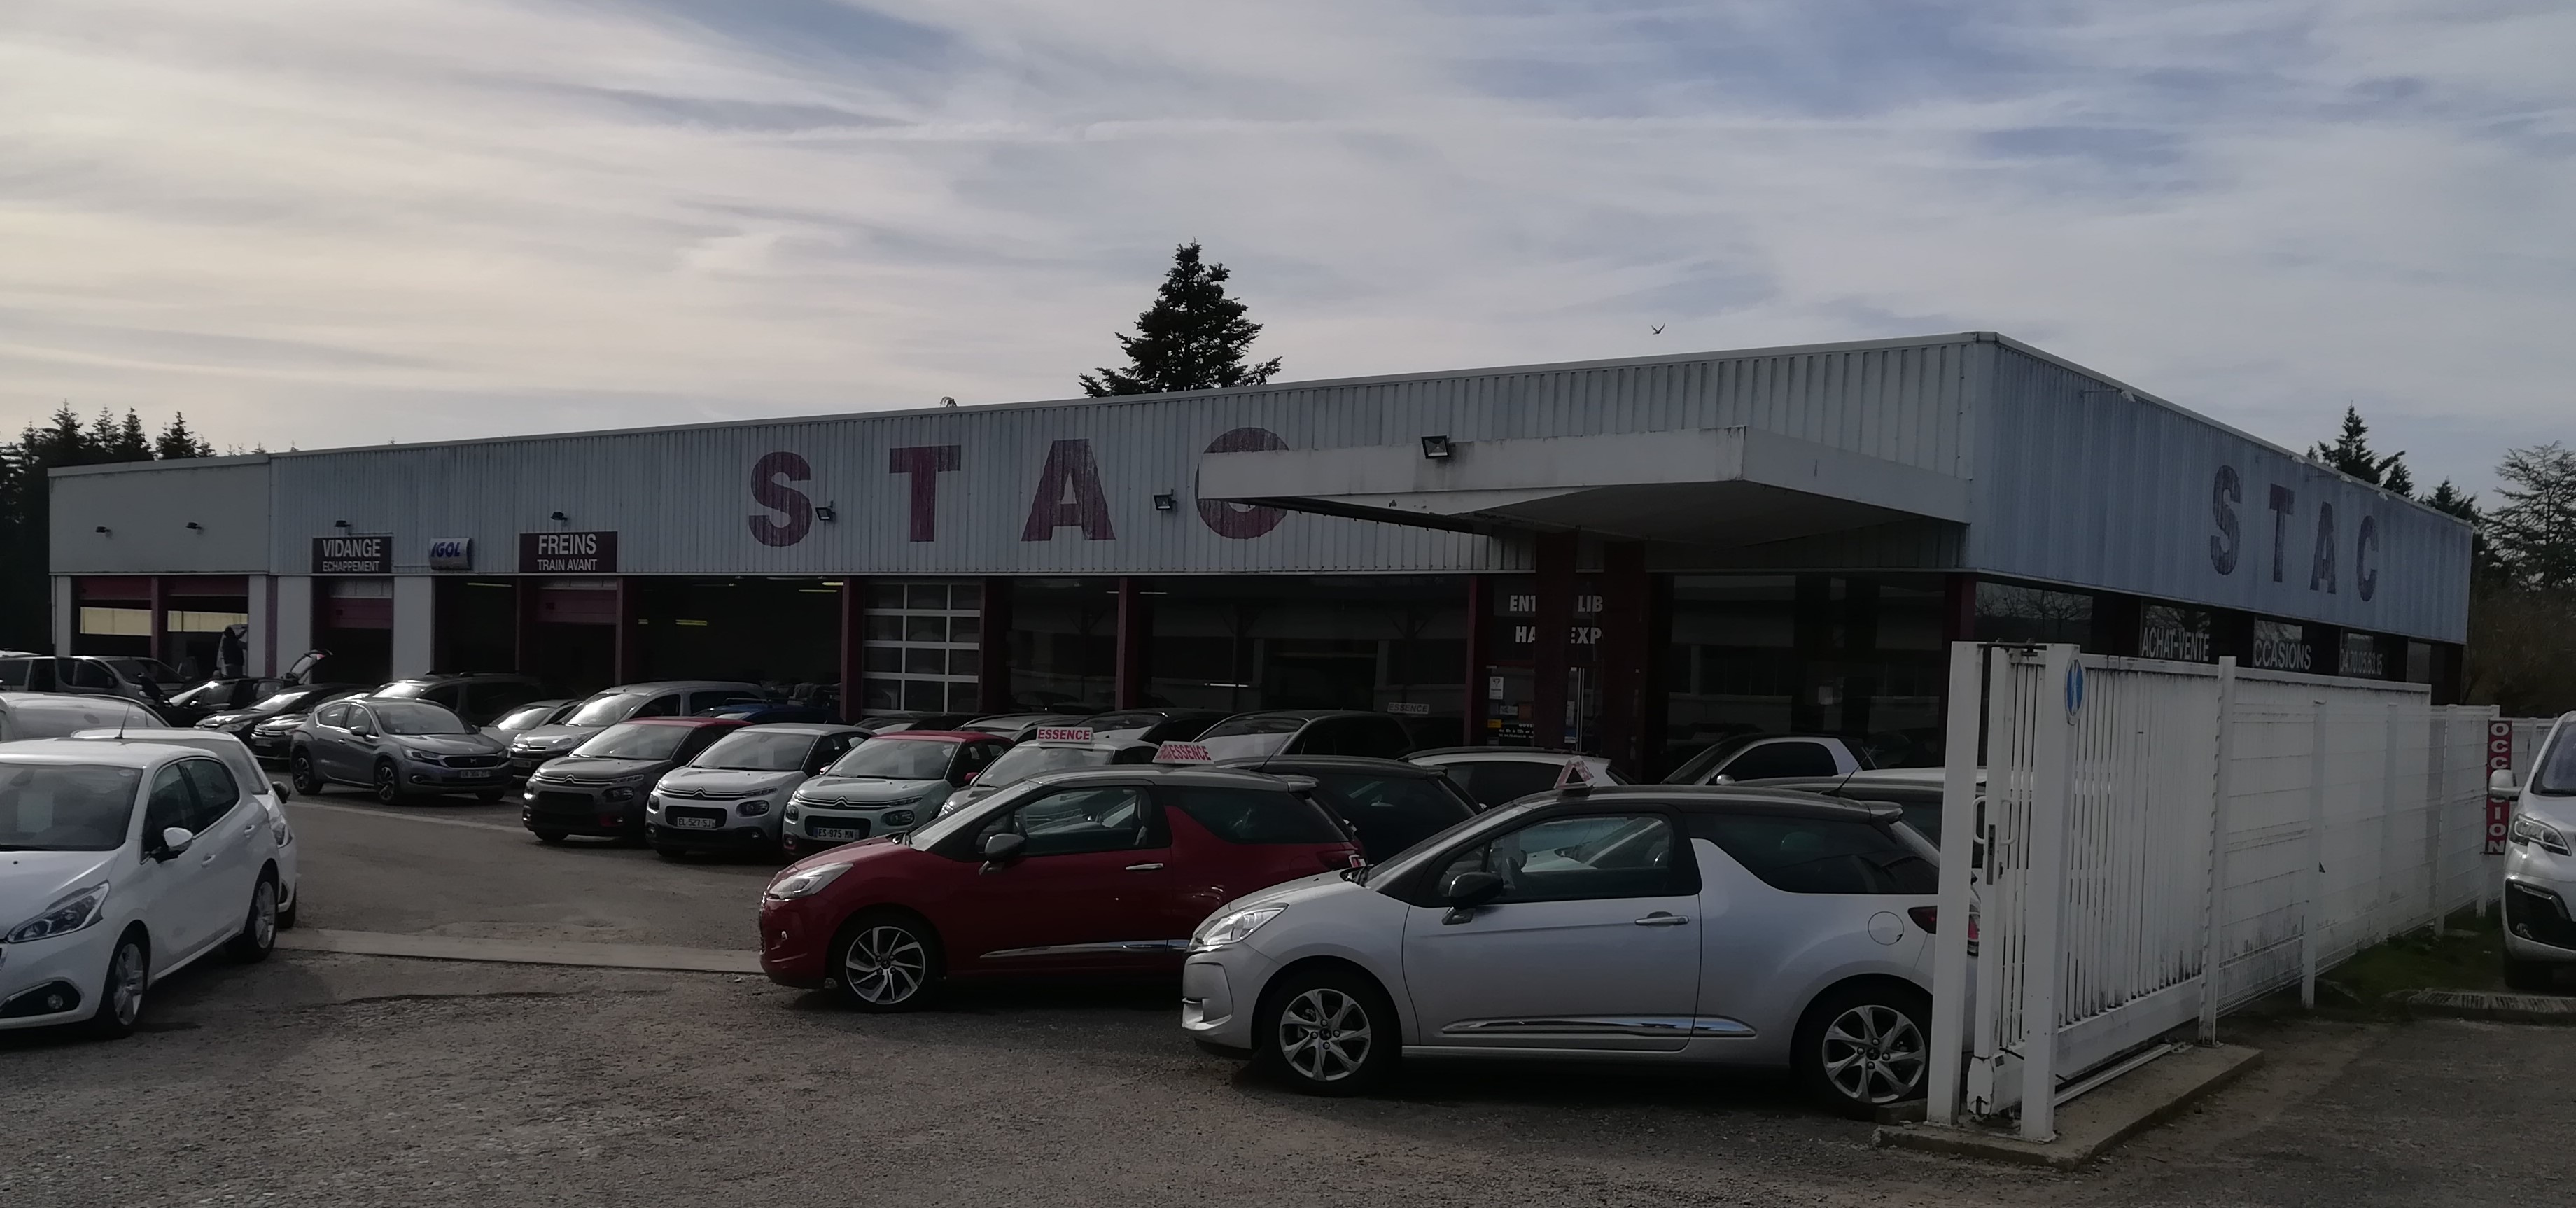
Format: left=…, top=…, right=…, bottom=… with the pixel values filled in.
left=672, top=816, right=720, bottom=830
left=809, top=827, right=862, bottom=841
left=455, top=769, right=491, bottom=780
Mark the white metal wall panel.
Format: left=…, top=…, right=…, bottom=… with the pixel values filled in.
left=1970, top=342, right=2470, bottom=642
left=258, top=336, right=1982, bottom=578
left=50, top=456, right=272, bottom=574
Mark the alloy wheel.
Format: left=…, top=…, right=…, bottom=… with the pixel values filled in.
left=843, top=925, right=928, bottom=1006
left=373, top=764, right=399, bottom=803
left=1820, top=1003, right=1926, bottom=1105
left=108, top=940, right=146, bottom=1027
left=251, top=881, right=277, bottom=949
left=1276, top=988, right=1373, bottom=1084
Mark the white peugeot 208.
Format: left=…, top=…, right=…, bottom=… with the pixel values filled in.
left=1181, top=784, right=1943, bottom=1117
left=0, top=739, right=284, bottom=1037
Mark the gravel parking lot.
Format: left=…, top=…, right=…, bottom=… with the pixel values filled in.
left=4, top=787, right=2571, bottom=1208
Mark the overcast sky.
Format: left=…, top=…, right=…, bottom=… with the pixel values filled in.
left=2, top=1, right=2568, bottom=493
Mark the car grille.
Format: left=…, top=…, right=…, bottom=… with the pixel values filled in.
left=548, top=773, right=626, bottom=787
left=664, top=806, right=729, bottom=827
left=440, top=754, right=506, bottom=769
left=657, top=785, right=722, bottom=800
left=529, top=792, right=596, bottom=815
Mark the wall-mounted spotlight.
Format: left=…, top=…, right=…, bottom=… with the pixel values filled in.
left=1152, top=493, right=1177, bottom=512
left=186, top=521, right=202, bottom=531
left=816, top=503, right=839, bottom=522
left=332, top=519, right=351, bottom=529
left=1420, top=435, right=1454, bottom=461
left=93, top=526, right=111, bottom=535
left=549, top=511, right=569, bottom=523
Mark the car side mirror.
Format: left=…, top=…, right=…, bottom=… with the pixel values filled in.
left=349, top=722, right=374, bottom=737
left=1443, top=870, right=1505, bottom=907
left=2491, top=768, right=2521, bottom=796
left=979, top=831, right=1026, bottom=871
left=153, top=827, right=195, bottom=861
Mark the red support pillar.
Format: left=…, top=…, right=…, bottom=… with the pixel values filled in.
left=1462, top=575, right=1491, bottom=747
left=1114, top=577, right=1151, bottom=709
left=979, top=577, right=1012, bottom=713
left=613, top=577, right=643, bottom=683
left=1530, top=533, right=1576, bottom=751
left=838, top=577, right=865, bottom=724
left=146, top=575, right=165, bottom=664
left=1597, top=542, right=1651, bottom=778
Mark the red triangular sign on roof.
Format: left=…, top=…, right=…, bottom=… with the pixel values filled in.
left=1554, top=757, right=1595, bottom=789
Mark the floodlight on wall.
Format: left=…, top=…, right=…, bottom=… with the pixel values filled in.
left=93, top=526, right=111, bottom=535
left=332, top=519, right=351, bottom=529
left=549, top=511, right=569, bottom=523
left=1152, top=493, right=1177, bottom=512
left=186, top=521, right=202, bottom=531
left=816, top=503, right=838, bottom=522
left=1420, top=435, right=1454, bottom=460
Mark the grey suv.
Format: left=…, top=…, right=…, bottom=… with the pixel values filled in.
left=289, top=698, right=512, bottom=803
left=505, top=680, right=771, bottom=779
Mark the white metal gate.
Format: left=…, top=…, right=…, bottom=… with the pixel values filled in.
left=1924, top=643, right=2493, bottom=1142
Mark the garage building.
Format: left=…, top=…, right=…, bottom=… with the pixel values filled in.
left=47, top=331, right=2472, bottom=776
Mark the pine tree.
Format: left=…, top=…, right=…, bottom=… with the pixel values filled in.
left=2310, top=405, right=2412, bottom=497
left=155, top=412, right=214, bottom=460
left=110, top=409, right=153, bottom=461
left=2491, top=442, right=2576, bottom=591
left=1079, top=242, right=1282, bottom=397
left=2427, top=480, right=2505, bottom=584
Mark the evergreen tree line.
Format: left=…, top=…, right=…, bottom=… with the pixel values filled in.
left=2307, top=407, right=2576, bottom=715
left=0, top=405, right=224, bottom=645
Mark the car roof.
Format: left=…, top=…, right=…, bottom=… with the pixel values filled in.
left=1735, top=775, right=1945, bottom=802
left=0, top=738, right=202, bottom=768
left=870, top=729, right=988, bottom=743
left=735, top=722, right=867, bottom=736
left=1408, top=747, right=1597, bottom=760
left=382, top=673, right=539, bottom=684
left=618, top=717, right=750, bottom=729
left=1217, top=754, right=1448, bottom=778
left=1025, top=764, right=1303, bottom=790
left=596, top=680, right=765, bottom=694
left=1499, top=784, right=1905, bottom=823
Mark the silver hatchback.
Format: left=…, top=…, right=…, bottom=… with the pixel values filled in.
left=1180, top=785, right=1940, bottom=1116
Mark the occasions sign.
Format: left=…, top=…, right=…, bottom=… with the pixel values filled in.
left=311, top=535, right=391, bottom=575
left=2487, top=720, right=2514, bottom=856
left=519, top=531, right=619, bottom=573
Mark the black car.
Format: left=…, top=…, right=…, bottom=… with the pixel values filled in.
left=1212, top=754, right=1477, bottom=862
left=197, top=682, right=372, bottom=743
left=1193, top=710, right=1417, bottom=762
left=1082, top=708, right=1228, bottom=744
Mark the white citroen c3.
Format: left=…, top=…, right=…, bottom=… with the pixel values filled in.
left=0, top=740, right=285, bottom=1038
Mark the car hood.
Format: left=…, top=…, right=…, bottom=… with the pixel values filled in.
left=531, top=757, right=667, bottom=782
left=200, top=711, right=262, bottom=728
left=771, top=833, right=913, bottom=883
left=793, top=776, right=942, bottom=806
left=658, top=768, right=803, bottom=798
left=388, top=734, right=505, bottom=757
left=1209, top=869, right=1359, bottom=922
left=510, top=724, right=602, bottom=750
left=0, top=850, right=119, bottom=925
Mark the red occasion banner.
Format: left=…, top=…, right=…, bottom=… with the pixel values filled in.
left=2486, top=721, right=2514, bottom=855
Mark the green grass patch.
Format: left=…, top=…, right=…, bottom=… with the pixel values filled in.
left=2317, top=908, right=2507, bottom=1011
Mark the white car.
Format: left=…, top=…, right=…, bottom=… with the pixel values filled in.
left=69, top=727, right=299, bottom=932
left=1405, top=747, right=1625, bottom=809
left=1180, top=784, right=1941, bottom=1116
left=2498, top=711, right=2576, bottom=992
left=0, top=739, right=284, bottom=1038
left=0, top=692, right=165, bottom=740
left=1663, top=734, right=1870, bottom=784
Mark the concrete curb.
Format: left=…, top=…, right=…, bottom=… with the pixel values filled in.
left=278, top=928, right=762, bottom=975
left=1874, top=1044, right=2263, bottom=1170
left=2398, top=989, right=2576, bottom=1025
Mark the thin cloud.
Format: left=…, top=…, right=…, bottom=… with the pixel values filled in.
left=0, top=0, right=2566, bottom=489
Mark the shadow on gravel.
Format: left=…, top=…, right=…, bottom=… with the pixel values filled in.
left=0, top=943, right=333, bottom=1058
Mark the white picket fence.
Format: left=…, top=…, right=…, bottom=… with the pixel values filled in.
left=1924, top=643, right=2495, bottom=1142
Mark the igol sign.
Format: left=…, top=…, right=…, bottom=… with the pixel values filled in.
left=427, top=537, right=474, bottom=572
left=519, top=531, right=619, bottom=573
left=310, top=535, right=391, bottom=575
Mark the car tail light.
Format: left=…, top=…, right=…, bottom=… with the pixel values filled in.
left=1908, top=906, right=1937, bottom=933
left=1320, top=848, right=1362, bottom=871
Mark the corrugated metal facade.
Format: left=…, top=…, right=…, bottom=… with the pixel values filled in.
left=46, top=332, right=2469, bottom=642
left=253, top=334, right=1980, bottom=578
left=1969, top=339, right=2469, bottom=642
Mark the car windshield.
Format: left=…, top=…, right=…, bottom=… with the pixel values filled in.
left=373, top=701, right=471, bottom=736
left=1668, top=736, right=1759, bottom=783
left=164, top=682, right=227, bottom=707
left=1307, top=772, right=1477, bottom=862
left=0, top=764, right=144, bottom=852
left=247, top=687, right=332, bottom=715
left=372, top=682, right=433, bottom=700
left=566, top=693, right=649, bottom=726
left=574, top=724, right=693, bottom=761
left=2538, top=727, right=2576, bottom=796
left=493, top=703, right=561, bottom=731
left=976, top=743, right=1124, bottom=789
left=692, top=730, right=815, bottom=772
left=101, top=658, right=181, bottom=684
left=823, top=740, right=953, bottom=781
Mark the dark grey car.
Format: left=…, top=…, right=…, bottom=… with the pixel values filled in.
left=288, top=698, right=512, bottom=804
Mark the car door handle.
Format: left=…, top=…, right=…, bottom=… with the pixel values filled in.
left=1124, top=862, right=1164, bottom=872
left=1633, top=912, right=1689, bottom=927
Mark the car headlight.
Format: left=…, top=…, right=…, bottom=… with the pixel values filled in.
left=399, top=747, right=440, bottom=764
left=783, top=804, right=800, bottom=822
left=272, top=815, right=293, bottom=845
left=604, top=786, right=637, bottom=802
left=8, top=881, right=111, bottom=943
left=736, top=800, right=770, bottom=817
left=766, top=864, right=852, bottom=900
left=1191, top=905, right=1285, bottom=953
left=2512, top=814, right=2572, bottom=857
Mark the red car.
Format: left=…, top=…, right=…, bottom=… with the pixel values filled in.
left=760, top=765, right=1361, bottom=1010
